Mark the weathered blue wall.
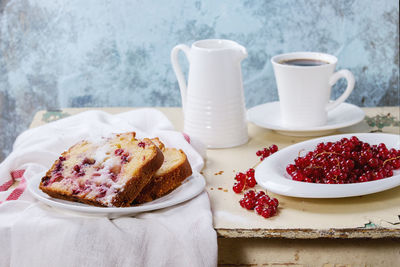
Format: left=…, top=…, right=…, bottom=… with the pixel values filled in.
left=0, top=0, right=399, bottom=161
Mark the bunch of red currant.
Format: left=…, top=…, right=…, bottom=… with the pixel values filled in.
left=232, top=168, right=256, bottom=193
left=256, top=144, right=278, bottom=160
left=286, top=136, right=400, bottom=184
left=239, top=190, right=279, bottom=218
left=233, top=144, right=280, bottom=218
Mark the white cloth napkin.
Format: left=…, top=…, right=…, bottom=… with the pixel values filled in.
left=0, top=109, right=217, bottom=267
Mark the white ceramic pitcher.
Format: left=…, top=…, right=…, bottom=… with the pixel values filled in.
left=171, top=39, right=248, bottom=148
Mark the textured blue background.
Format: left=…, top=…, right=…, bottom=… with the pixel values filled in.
left=0, top=0, right=399, bottom=161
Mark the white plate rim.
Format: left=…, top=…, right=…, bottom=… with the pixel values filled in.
left=28, top=171, right=206, bottom=216
left=255, top=133, right=400, bottom=198
left=247, top=101, right=365, bottom=132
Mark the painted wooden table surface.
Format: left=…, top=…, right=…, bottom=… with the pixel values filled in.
left=30, top=106, right=400, bottom=267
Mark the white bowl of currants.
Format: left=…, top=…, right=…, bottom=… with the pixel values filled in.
left=255, top=133, right=400, bottom=198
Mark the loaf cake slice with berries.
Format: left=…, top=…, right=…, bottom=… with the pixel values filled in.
left=133, top=138, right=192, bottom=204
left=39, top=132, right=164, bottom=207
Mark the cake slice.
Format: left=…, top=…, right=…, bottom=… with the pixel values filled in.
left=133, top=138, right=193, bottom=204
left=39, top=132, right=164, bottom=207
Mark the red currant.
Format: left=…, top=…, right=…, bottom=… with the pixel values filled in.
left=239, top=190, right=279, bottom=218
left=246, top=176, right=257, bottom=188
left=255, top=205, right=264, bottom=215
left=256, top=144, right=279, bottom=161
left=269, top=144, right=278, bottom=153
left=254, top=191, right=265, bottom=199
left=239, top=198, right=246, bottom=208
left=244, top=198, right=256, bottom=210
left=246, top=168, right=255, bottom=178
left=261, top=208, right=271, bottom=218
left=286, top=164, right=297, bottom=174
left=244, top=190, right=256, bottom=199
left=233, top=181, right=245, bottom=193
left=235, top=172, right=246, bottom=182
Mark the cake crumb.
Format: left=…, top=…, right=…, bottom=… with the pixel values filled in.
left=217, top=187, right=223, bottom=190
left=223, top=189, right=228, bottom=192
left=214, top=170, right=224, bottom=175
left=210, top=187, right=214, bottom=190
left=200, top=171, right=204, bottom=175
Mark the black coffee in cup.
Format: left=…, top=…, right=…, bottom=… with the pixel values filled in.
left=280, top=58, right=329, bottom=66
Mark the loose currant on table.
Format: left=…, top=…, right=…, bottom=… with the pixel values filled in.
left=233, top=144, right=280, bottom=218
left=232, top=168, right=256, bottom=193
left=239, top=189, right=279, bottom=218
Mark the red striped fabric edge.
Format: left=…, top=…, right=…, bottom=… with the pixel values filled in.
left=6, top=177, right=26, bottom=201
left=0, top=178, right=15, bottom=192
left=0, top=170, right=27, bottom=202
left=182, top=132, right=191, bottom=144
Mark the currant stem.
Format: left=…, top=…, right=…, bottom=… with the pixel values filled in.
left=252, top=161, right=262, bottom=169
left=314, top=151, right=341, bottom=158
left=298, top=149, right=305, bottom=157
left=382, top=155, right=400, bottom=166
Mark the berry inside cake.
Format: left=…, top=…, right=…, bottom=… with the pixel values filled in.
left=39, top=132, right=164, bottom=207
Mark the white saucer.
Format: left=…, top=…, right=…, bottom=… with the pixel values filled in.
left=247, top=102, right=365, bottom=137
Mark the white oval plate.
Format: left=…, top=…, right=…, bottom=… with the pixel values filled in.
left=28, top=171, right=205, bottom=218
left=255, top=133, right=400, bottom=198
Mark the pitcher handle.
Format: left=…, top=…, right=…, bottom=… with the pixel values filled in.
left=171, top=44, right=191, bottom=111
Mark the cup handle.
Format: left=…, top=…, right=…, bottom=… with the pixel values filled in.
left=326, top=69, right=355, bottom=112
left=171, top=44, right=191, bottom=111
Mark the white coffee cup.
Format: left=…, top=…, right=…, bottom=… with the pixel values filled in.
left=271, top=52, right=355, bottom=128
